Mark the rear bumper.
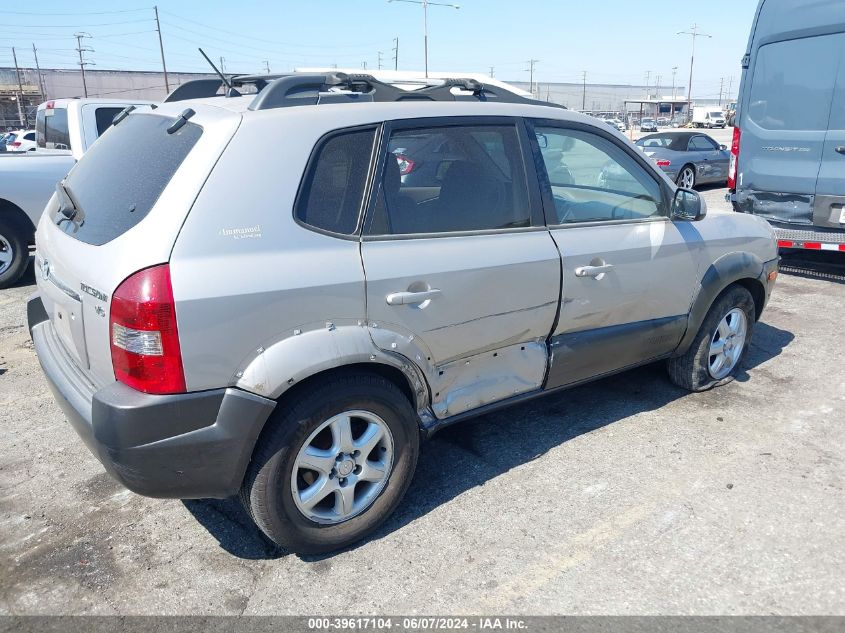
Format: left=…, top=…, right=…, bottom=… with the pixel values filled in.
left=28, top=293, right=276, bottom=499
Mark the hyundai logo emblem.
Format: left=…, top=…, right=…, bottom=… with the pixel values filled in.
left=41, top=260, right=50, bottom=281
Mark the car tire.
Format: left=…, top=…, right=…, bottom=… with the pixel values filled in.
left=240, top=372, right=420, bottom=554
left=667, top=285, right=756, bottom=392
left=0, top=216, right=31, bottom=289
left=677, top=165, right=696, bottom=190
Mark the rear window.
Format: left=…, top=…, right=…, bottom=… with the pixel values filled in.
left=36, top=107, right=71, bottom=149
left=748, top=34, right=841, bottom=131
left=54, top=113, right=202, bottom=245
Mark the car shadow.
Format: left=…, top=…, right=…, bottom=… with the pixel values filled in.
left=183, top=321, right=793, bottom=561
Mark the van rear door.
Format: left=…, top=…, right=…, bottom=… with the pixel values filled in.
left=815, top=44, right=845, bottom=230
left=738, top=32, right=842, bottom=224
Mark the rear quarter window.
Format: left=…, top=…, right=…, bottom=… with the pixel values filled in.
left=294, top=127, right=376, bottom=235
left=55, top=113, right=202, bottom=246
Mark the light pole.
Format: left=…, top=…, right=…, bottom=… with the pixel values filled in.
left=678, top=24, right=711, bottom=121
left=387, top=0, right=460, bottom=78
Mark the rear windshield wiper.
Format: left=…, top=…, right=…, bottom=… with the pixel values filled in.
left=55, top=181, right=85, bottom=228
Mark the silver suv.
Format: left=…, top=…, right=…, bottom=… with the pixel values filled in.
left=28, top=73, right=779, bottom=554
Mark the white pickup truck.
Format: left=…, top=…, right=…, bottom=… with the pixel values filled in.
left=0, top=98, right=153, bottom=288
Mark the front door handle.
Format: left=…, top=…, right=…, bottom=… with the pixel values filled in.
left=386, top=288, right=442, bottom=305
left=574, top=264, right=614, bottom=278
left=836, top=146, right=845, bottom=155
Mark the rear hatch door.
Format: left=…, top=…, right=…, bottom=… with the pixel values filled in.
left=35, top=104, right=241, bottom=386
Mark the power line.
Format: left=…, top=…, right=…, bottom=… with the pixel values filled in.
left=3, top=19, right=155, bottom=28
left=1, top=8, right=153, bottom=16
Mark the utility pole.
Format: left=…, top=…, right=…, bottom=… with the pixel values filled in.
left=581, top=70, right=587, bottom=112
left=74, top=33, right=93, bottom=99
left=32, top=43, right=46, bottom=101
left=262, top=60, right=270, bottom=74
left=489, top=66, right=494, bottom=78
left=678, top=23, right=712, bottom=120
left=671, top=66, right=678, bottom=120
left=378, top=51, right=383, bottom=70
left=11, top=47, right=27, bottom=126
left=392, top=37, right=399, bottom=70
left=154, top=6, right=170, bottom=93
left=219, top=56, right=225, bottom=73
left=644, top=70, right=651, bottom=98
left=526, top=59, right=539, bottom=97
left=362, top=61, right=368, bottom=70
left=671, top=66, right=678, bottom=99
left=718, top=76, right=725, bottom=105
left=387, top=0, right=460, bottom=79
left=727, top=75, right=734, bottom=102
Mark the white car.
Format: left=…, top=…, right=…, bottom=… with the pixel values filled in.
left=6, top=129, right=36, bottom=151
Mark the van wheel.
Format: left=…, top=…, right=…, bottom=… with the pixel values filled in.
left=677, top=165, right=696, bottom=189
left=240, top=372, right=420, bottom=554
left=668, top=285, right=755, bottom=392
left=0, top=217, right=30, bottom=289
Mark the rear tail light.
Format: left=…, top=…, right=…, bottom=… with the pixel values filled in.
left=10, top=141, right=20, bottom=148
left=728, top=126, right=741, bottom=190
left=394, top=153, right=416, bottom=176
left=656, top=159, right=671, bottom=167
left=110, top=264, right=186, bottom=394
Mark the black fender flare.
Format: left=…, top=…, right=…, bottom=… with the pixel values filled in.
left=675, top=251, right=764, bottom=355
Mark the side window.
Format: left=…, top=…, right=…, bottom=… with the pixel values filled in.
left=689, top=136, right=717, bottom=151
left=366, top=124, right=531, bottom=235
left=295, top=127, right=376, bottom=235
left=534, top=126, right=663, bottom=224
left=95, top=107, right=124, bottom=136
left=749, top=34, right=842, bottom=131
left=24, top=132, right=35, bottom=141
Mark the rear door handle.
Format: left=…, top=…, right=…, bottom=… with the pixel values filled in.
left=386, top=288, right=442, bottom=305
left=836, top=146, right=845, bottom=155
left=574, top=264, right=614, bottom=278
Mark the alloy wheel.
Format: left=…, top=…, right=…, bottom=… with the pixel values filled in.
left=708, top=308, right=748, bottom=379
left=0, top=233, right=14, bottom=276
left=291, top=410, right=394, bottom=525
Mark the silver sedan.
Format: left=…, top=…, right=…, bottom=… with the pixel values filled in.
left=635, top=131, right=730, bottom=189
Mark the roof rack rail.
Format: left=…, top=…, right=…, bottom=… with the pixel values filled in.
left=163, top=72, right=565, bottom=111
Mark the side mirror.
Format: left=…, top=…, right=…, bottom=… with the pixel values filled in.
left=720, top=144, right=727, bottom=151
left=672, top=188, right=706, bottom=221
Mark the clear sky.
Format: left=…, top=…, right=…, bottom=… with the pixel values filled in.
left=2, top=0, right=759, bottom=100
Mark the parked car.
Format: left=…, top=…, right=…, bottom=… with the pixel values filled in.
left=29, top=72, right=778, bottom=555
left=657, top=117, right=670, bottom=127
left=6, top=129, right=36, bottom=151
left=0, top=98, right=153, bottom=288
left=730, top=0, right=845, bottom=254
left=640, top=118, right=658, bottom=132
left=636, top=131, right=730, bottom=188
left=0, top=132, right=13, bottom=152
left=693, top=108, right=726, bottom=129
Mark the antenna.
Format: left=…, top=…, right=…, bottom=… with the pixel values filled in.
left=198, top=47, right=237, bottom=96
